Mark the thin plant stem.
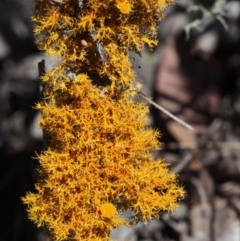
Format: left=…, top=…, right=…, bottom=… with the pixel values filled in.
left=139, top=93, right=194, bottom=131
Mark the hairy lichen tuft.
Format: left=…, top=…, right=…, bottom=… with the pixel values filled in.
left=23, top=0, right=184, bottom=241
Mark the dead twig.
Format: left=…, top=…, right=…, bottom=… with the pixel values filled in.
left=164, top=141, right=240, bottom=150
left=190, top=177, right=209, bottom=217
left=89, top=28, right=107, bottom=63
left=139, top=93, right=194, bottom=131
left=173, top=152, right=194, bottom=173
left=162, top=214, right=186, bottom=233
left=38, top=59, right=49, bottom=150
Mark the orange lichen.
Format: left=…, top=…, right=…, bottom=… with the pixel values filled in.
left=23, top=0, right=184, bottom=241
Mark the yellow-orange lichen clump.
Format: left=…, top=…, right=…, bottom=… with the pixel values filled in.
left=23, top=0, right=184, bottom=241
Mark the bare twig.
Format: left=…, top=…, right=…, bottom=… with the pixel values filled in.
left=89, top=28, right=107, bottom=63
left=164, top=141, right=240, bottom=150
left=38, top=60, right=49, bottom=150
left=38, top=59, right=45, bottom=77
left=162, top=214, right=185, bottom=233
left=38, top=59, right=46, bottom=101
left=208, top=118, right=224, bottom=138
left=190, top=177, right=209, bottom=216
left=139, top=93, right=194, bottom=131
left=173, top=152, right=194, bottom=173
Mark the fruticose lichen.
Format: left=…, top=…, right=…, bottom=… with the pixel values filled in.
left=23, top=0, right=184, bottom=241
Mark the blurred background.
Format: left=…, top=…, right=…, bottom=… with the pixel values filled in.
left=0, top=0, right=240, bottom=241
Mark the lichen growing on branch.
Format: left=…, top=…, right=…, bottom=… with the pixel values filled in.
left=23, top=0, right=184, bottom=240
